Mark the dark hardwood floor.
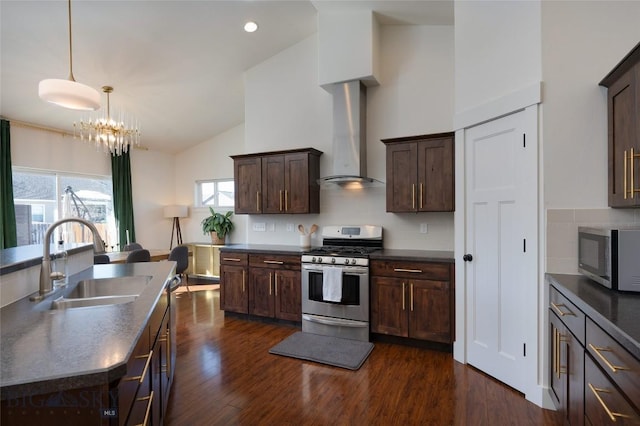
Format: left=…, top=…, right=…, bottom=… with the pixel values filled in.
left=165, top=287, right=562, bottom=426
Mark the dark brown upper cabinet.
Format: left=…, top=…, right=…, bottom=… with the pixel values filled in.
left=382, top=132, right=455, bottom=212
left=231, top=148, right=322, bottom=214
left=600, top=41, right=640, bottom=208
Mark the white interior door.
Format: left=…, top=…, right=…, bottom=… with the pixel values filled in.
left=464, top=109, right=537, bottom=393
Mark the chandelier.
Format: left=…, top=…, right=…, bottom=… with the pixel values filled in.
left=38, top=0, right=100, bottom=111
left=74, top=86, right=141, bottom=156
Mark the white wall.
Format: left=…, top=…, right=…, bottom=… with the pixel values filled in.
left=240, top=26, right=455, bottom=249
left=541, top=1, right=640, bottom=209
left=454, top=0, right=541, bottom=114
left=11, top=125, right=111, bottom=175
left=174, top=124, right=247, bottom=244
left=129, top=148, right=175, bottom=249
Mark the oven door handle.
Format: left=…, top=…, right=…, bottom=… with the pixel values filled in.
left=302, top=264, right=369, bottom=275
left=302, top=314, right=369, bottom=328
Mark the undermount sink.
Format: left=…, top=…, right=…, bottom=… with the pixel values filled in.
left=46, top=276, right=152, bottom=310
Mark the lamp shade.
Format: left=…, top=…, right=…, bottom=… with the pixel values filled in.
left=38, top=78, right=101, bottom=111
left=164, top=205, right=189, bottom=218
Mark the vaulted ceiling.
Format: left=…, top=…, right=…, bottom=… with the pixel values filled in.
left=1, top=1, right=453, bottom=154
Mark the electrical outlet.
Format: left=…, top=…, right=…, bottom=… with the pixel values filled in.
left=268, top=223, right=276, bottom=232
left=420, top=223, right=428, bottom=234
left=252, top=222, right=266, bottom=232
left=286, top=223, right=294, bottom=232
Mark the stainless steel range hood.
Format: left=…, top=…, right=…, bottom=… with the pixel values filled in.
left=318, top=80, right=382, bottom=186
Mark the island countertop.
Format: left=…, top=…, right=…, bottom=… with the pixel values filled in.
left=0, top=261, right=175, bottom=400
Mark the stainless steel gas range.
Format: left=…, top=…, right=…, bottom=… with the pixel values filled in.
left=301, top=225, right=383, bottom=342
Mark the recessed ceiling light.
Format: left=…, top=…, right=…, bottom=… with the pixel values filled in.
left=244, top=21, right=258, bottom=33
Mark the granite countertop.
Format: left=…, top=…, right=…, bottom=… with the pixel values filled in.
left=547, top=273, right=640, bottom=360
left=0, top=243, right=93, bottom=275
left=0, top=261, right=175, bottom=400
left=220, top=244, right=455, bottom=262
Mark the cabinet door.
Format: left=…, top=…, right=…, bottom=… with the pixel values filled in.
left=274, top=269, right=301, bottom=321
left=417, top=137, right=454, bottom=211
left=409, top=279, right=451, bottom=343
left=549, top=312, right=568, bottom=421
left=234, top=157, right=262, bottom=213
left=262, top=155, right=285, bottom=213
left=371, top=276, right=408, bottom=337
left=608, top=66, right=639, bottom=207
left=249, top=268, right=275, bottom=317
left=385, top=142, right=418, bottom=212
left=220, top=265, right=248, bottom=313
left=285, top=153, right=311, bottom=213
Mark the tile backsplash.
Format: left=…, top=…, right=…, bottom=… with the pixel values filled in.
left=546, top=208, right=640, bottom=274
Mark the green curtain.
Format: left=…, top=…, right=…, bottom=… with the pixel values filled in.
left=0, top=119, right=17, bottom=249
left=111, top=150, right=136, bottom=250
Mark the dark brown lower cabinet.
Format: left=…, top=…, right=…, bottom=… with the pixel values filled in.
left=248, top=254, right=301, bottom=321
left=220, top=252, right=249, bottom=313
left=370, top=260, right=454, bottom=344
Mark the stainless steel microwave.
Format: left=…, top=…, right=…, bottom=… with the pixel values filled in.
left=578, top=226, right=640, bottom=292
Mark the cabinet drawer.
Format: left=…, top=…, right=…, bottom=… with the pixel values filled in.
left=585, top=355, right=640, bottom=425
left=249, top=254, right=301, bottom=270
left=220, top=252, right=248, bottom=265
left=586, top=318, right=640, bottom=408
left=118, top=329, right=151, bottom=423
left=370, top=260, right=450, bottom=281
left=549, top=286, right=585, bottom=345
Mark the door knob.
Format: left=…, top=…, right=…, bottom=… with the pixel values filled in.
left=463, top=254, right=473, bottom=262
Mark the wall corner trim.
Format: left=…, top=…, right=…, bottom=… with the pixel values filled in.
left=454, top=81, right=542, bottom=130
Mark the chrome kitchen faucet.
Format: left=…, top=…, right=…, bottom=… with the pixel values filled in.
left=32, top=218, right=106, bottom=300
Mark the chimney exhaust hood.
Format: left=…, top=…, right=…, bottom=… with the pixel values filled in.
left=318, top=80, right=383, bottom=187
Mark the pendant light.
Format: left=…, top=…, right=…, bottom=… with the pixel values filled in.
left=38, top=0, right=100, bottom=111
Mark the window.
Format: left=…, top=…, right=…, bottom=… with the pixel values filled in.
left=196, top=179, right=234, bottom=209
left=12, top=168, right=117, bottom=249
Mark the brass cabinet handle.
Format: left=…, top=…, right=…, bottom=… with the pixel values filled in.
left=412, top=184, right=416, bottom=209
left=134, top=390, right=154, bottom=426
left=587, top=383, right=632, bottom=422
left=419, top=183, right=424, bottom=209
left=124, top=350, right=153, bottom=383
left=279, top=190, right=283, bottom=211
left=553, top=327, right=560, bottom=379
left=550, top=302, right=575, bottom=317
left=159, top=329, right=171, bottom=377
left=624, top=150, right=628, bottom=200
left=588, top=344, right=629, bottom=373
left=256, top=191, right=260, bottom=212
left=263, top=260, right=284, bottom=265
left=410, top=283, right=414, bottom=311
left=275, top=274, right=278, bottom=296
left=394, top=268, right=422, bottom=273
left=631, top=148, right=635, bottom=199
left=269, top=273, right=272, bottom=295
left=402, top=282, right=406, bottom=311
left=223, top=257, right=241, bottom=262
left=285, top=190, right=289, bottom=212
left=242, top=270, right=245, bottom=293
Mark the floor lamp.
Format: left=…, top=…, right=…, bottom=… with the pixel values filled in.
left=164, top=205, right=188, bottom=250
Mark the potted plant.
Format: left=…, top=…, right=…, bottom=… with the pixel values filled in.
left=201, top=207, right=234, bottom=245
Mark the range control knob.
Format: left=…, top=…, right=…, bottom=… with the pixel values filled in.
left=311, top=257, right=316, bottom=263
left=351, top=259, right=357, bottom=265
left=331, top=258, right=336, bottom=264
left=317, top=257, right=323, bottom=263
left=344, top=258, right=350, bottom=265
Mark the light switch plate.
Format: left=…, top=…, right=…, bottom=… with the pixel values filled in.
left=420, top=223, right=428, bottom=234
left=252, top=222, right=266, bottom=232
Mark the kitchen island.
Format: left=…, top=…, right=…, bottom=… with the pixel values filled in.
left=0, top=260, right=177, bottom=425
